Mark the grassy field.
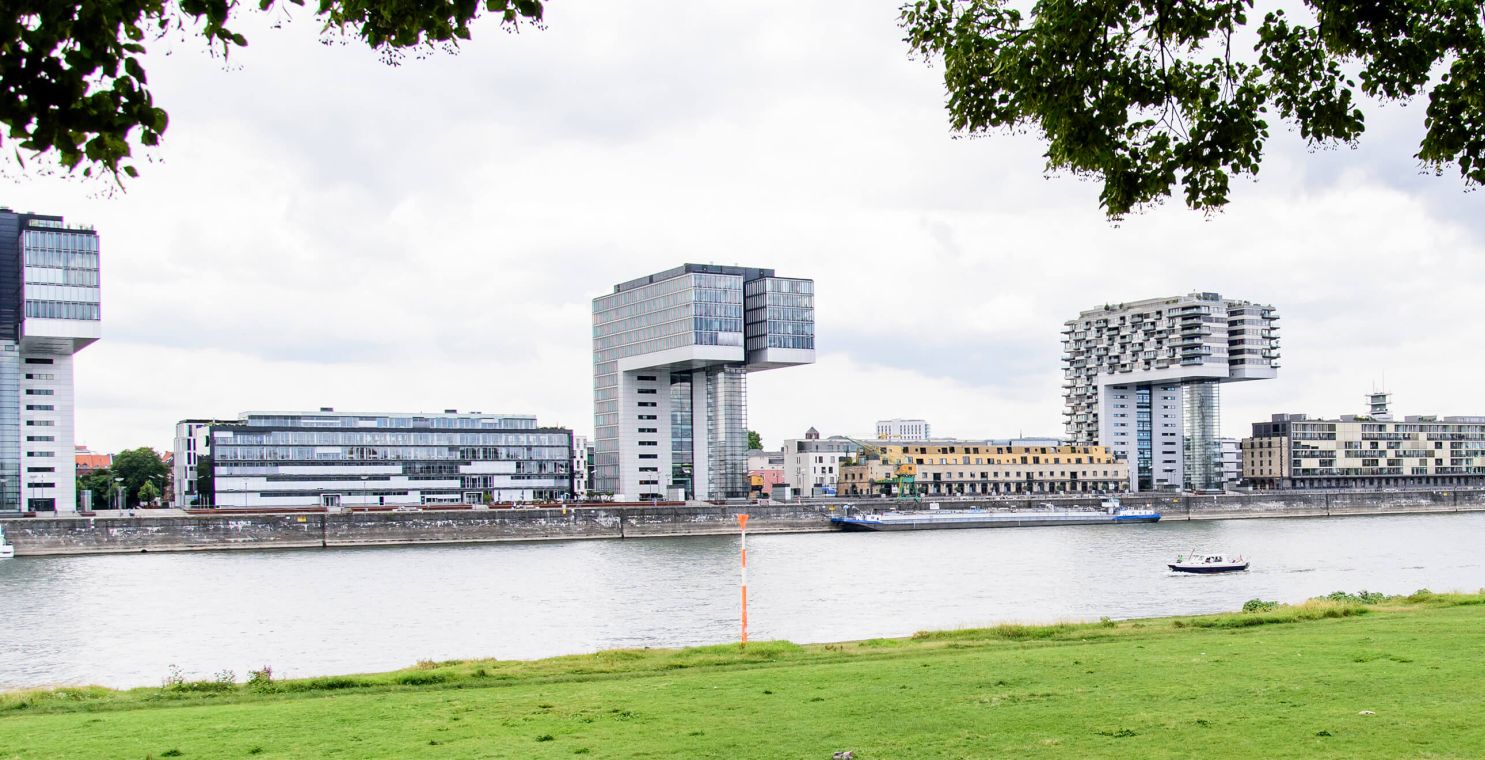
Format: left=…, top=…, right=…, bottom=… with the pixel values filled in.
left=3, top=591, right=1484, bottom=759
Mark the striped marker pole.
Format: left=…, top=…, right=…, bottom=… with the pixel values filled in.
left=738, top=513, right=749, bottom=645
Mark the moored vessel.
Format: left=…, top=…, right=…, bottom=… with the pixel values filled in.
left=0, top=525, right=14, bottom=559
left=831, top=502, right=1160, bottom=532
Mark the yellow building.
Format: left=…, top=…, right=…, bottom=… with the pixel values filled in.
left=839, top=441, right=1128, bottom=497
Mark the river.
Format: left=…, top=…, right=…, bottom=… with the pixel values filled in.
left=2, top=511, right=1482, bottom=690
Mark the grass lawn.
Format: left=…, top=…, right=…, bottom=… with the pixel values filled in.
left=2, top=592, right=1484, bottom=758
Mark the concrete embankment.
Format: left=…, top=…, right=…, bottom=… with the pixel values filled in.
left=3, top=489, right=1484, bottom=556
left=0, top=504, right=829, bottom=556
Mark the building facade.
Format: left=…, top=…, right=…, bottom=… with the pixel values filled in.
left=0, top=208, right=101, bottom=513
left=572, top=434, right=592, bottom=501
left=174, top=409, right=572, bottom=508
left=1063, top=292, right=1279, bottom=492
left=592, top=264, right=814, bottom=501
left=1242, top=395, right=1485, bottom=489
left=782, top=427, right=860, bottom=496
left=875, top=418, right=931, bottom=441
left=839, top=441, right=1128, bottom=497
left=1219, top=437, right=1242, bottom=488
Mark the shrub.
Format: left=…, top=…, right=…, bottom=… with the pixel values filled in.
left=1242, top=599, right=1279, bottom=613
left=247, top=667, right=273, bottom=689
left=1323, top=590, right=1389, bottom=605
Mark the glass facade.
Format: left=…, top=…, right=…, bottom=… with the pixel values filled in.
left=0, top=346, right=17, bottom=510
left=1182, top=381, right=1222, bottom=490
left=704, top=366, right=749, bottom=498
left=22, top=227, right=101, bottom=323
left=745, top=277, right=815, bottom=353
left=205, top=412, right=573, bottom=505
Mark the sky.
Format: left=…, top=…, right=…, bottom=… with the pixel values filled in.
left=7, top=0, right=1484, bottom=454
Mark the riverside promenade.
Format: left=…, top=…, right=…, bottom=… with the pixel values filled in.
left=3, top=488, right=1484, bottom=556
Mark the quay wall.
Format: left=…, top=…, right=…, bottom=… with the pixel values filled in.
left=4, top=490, right=1485, bottom=556
left=0, top=504, right=829, bottom=556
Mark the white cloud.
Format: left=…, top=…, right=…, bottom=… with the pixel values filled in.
left=6, top=0, right=1482, bottom=454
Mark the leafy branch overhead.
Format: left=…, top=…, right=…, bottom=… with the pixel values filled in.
left=0, top=0, right=544, bottom=179
left=901, top=0, right=1485, bottom=218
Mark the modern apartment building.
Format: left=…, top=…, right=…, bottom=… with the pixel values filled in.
left=173, top=409, right=572, bottom=508
left=838, top=441, right=1128, bottom=497
left=0, top=208, right=101, bottom=513
left=1242, top=393, right=1485, bottom=489
left=875, top=418, right=931, bottom=441
left=1062, top=292, right=1279, bottom=492
left=782, top=427, right=861, bottom=496
left=592, top=264, right=814, bottom=501
left=572, top=434, right=592, bottom=501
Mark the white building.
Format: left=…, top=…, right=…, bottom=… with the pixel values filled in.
left=1220, top=437, right=1241, bottom=488
left=1, top=209, right=102, bottom=513
left=572, top=434, right=591, bottom=501
left=1063, top=292, right=1279, bottom=491
left=783, top=427, right=860, bottom=496
left=173, top=420, right=230, bottom=508
left=876, top=418, right=931, bottom=441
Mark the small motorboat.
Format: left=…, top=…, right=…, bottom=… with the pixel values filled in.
left=0, top=525, right=14, bottom=559
left=1169, top=550, right=1247, bottom=573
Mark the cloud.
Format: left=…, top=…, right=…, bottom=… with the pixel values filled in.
left=7, top=0, right=1480, bottom=455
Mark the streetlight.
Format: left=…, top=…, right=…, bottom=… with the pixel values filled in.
left=114, top=477, right=125, bottom=512
left=359, top=475, right=369, bottom=508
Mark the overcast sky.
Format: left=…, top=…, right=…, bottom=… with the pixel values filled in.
left=8, top=0, right=1484, bottom=454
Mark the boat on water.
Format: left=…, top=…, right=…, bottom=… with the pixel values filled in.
left=0, top=525, right=14, bottom=559
left=1169, top=551, right=1248, bottom=574
left=831, top=499, right=1160, bottom=532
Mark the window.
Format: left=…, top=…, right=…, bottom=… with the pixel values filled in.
left=639, top=454, right=658, bottom=460
left=24, top=358, right=53, bottom=365
left=638, top=401, right=657, bottom=408
left=25, top=404, right=54, bottom=411
left=25, top=451, right=54, bottom=458
left=29, top=482, right=56, bottom=489
left=25, top=389, right=55, bottom=395
left=638, top=388, right=657, bottom=395
left=24, top=373, right=55, bottom=380
left=636, top=375, right=657, bottom=381
left=638, top=441, right=658, bottom=447
left=25, top=420, right=55, bottom=426
left=638, top=427, right=657, bottom=433
left=25, top=435, right=55, bottom=442
left=27, top=466, right=55, bottom=473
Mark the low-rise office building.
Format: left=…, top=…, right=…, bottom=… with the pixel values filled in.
left=174, top=409, right=572, bottom=508
left=1242, top=394, right=1485, bottom=489
left=839, top=440, right=1128, bottom=497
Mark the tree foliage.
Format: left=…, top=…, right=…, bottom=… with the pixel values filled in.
left=747, top=430, right=763, bottom=450
left=1, top=0, right=544, bottom=179
left=901, top=0, right=1485, bottom=218
left=111, top=447, right=169, bottom=508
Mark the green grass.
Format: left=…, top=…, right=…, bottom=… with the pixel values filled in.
left=3, top=592, right=1485, bottom=758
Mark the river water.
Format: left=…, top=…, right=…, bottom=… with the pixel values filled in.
left=2, top=512, right=1483, bottom=690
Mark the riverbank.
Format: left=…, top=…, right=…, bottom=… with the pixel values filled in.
left=3, top=488, right=1484, bottom=556
left=3, top=590, right=1483, bottom=758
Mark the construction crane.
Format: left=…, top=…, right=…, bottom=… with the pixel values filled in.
left=842, top=436, right=920, bottom=501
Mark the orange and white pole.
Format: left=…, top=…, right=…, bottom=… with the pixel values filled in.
left=738, top=513, right=749, bottom=645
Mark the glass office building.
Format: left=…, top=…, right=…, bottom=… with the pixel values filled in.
left=0, top=208, right=102, bottom=513
left=593, top=264, right=814, bottom=500
left=176, top=410, right=573, bottom=508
